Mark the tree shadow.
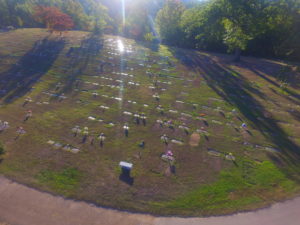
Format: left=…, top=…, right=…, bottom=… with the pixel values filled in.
left=289, top=110, right=300, bottom=121
left=50, top=34, right=104, bottom=99
left=0, top=37, right=65, bottom=103
left=244, top=64, right=300, bottom=104
left=170, top=48, right=300, bottom=167
left=137, top=40, right=160, bottom=52
left=242, top=58, right=300, bottom=89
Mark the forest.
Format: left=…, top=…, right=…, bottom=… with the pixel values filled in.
left=0, top=0, right=299, bottom=61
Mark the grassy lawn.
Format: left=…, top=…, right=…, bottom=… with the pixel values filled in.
left=0, top=28, right=299, bottom=216
left=36, top=167, right=82, bottom=195
left=152, top=160, right=298, bottom=216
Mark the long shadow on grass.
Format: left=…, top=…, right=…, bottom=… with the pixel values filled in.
left=171, top=48, right=300, bottom=166
left=51, top=34, right=104, bottom=98
left=138, top=40, right=160, bottom=52
left=242, top=58, right=300, bottom=90
left=242, top=60, right=300, bottom=105
left=0, top=37, right=65, bottom=103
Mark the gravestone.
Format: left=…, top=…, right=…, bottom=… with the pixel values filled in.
left=123, top=111, right=132, bottom=116
left=161, top=154, right=175, bottom=162
left=225, top=153, right=236, bottom=161
left=171, top=139, right=184, bottom=145
left=207, top=148, right=222, bottom=157
left=119, top=161, right=134, bottom=185
left=211, top=120, right=223, bottom=125
left=169, top=110, right=178, bottom=114
left=47, top=140, right=55, bottom=145
left=189, top=133, right=200, bottom=146
left=53, top=143, right=63, bottom=149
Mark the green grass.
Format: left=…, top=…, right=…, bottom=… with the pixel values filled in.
left=152, top=160, right=297, bottom=215
left=36, top=167, right=82, bottom=193
left=0, top=28, right=299, bottom=216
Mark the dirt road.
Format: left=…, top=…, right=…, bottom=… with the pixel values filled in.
left=0, top=176, right=299, bottom=225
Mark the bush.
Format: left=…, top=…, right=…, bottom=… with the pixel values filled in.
left=144, top=32, right=155, bottom=42
left=0, top=143, right=5, bottom=155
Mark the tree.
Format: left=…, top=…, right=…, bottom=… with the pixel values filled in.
left=120, top=0, right=158, bottom=41
left=215, top=0, right=269, bottom=61
left=0, top=0, right=299, bottom=61
left=144, top=32, right=155, bottom=42
left=0, top=0, right=10, bottom=27
left=34, top=6, right=74, bottom=34
left=180, top=3, right=225, bottom=50
left=263, top=0, right=300, bottom=61
left=124, top=11, right=150, bottom=40
left=179, top=0, right=300, bottom=61
left=62, top=0, right=88, bottom=30
left=222, top=17, right=252, bottom=61
left=156, top=0, right=185, bottom=45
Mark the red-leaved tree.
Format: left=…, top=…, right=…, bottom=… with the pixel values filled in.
left=34, top=6, right=74, bottom=34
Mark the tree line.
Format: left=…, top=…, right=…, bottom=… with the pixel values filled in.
left=155, top=0, right=300, bottom=61
left=0, top=0, right=299, bottom=61
left=0, top=0, right=109, bottom=32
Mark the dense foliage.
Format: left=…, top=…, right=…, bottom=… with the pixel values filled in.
left=0, top=0, right=299, bottom=60
left=156, top=0, right=185, bottom=45
left=0, top=0, right=109, bottom=32
left=34, top=6, right=74, bottom=33
left=156, top=0, right=300, bottom=61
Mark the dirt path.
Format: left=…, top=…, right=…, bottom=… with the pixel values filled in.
left=0, top=176, right=299, bottom=225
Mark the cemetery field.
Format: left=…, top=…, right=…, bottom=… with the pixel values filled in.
left=0, top=28, right=300, bottom=216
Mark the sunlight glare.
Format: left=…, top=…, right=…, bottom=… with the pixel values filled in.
left=121, top=0, right=126, bottom=29
left=118, top=39, right=125, bottom=52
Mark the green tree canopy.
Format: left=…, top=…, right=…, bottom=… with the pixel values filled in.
left=156, top=0, right=185, bottom=45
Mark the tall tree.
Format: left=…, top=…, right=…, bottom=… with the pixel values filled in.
left=264, top=0, right=300, bottom=60
left=214, top=0, right=269, bottom=61
left=180, top=2, right=225, bottom=50
left=156, top=0, right=185, bottom=45
left=123, top=0, right=151, bottom=40
left=0, top=0, right=110, bottom=33
left=0, top=0, right=10, bottom=27
left=34, top=6, right=74, bottom=34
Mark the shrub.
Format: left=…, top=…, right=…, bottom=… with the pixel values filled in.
left=0, top=143, right=5, bottom=155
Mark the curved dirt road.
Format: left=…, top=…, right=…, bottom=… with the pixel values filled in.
left=0, top=176, right=299, bottom=225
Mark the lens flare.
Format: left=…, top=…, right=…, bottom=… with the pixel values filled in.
left=121, top=0, right=126, bottom=29
left=118, top=39, right=124, bottom=52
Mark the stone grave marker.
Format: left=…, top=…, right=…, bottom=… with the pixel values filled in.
left=47, top=140, right=55, bottom=145
left=88, top=116, right=96, bottom=121
left=171, top=139, right=184, bottom=145
left=53, top=142, right=63, bottom=149
left=207, top=148, right=222, bottom=157
left=225, top=153, right=236, bottom=161
left=189, top=133, right=200, bottom=146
